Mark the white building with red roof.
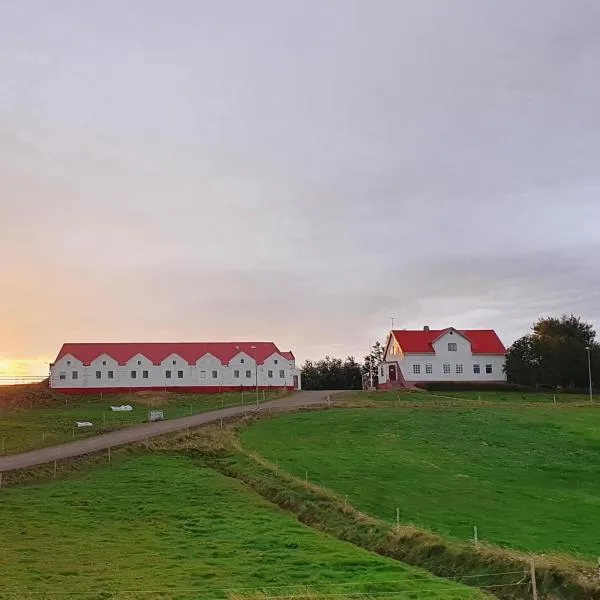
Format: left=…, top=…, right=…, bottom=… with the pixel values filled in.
left=49, top=341, right=301, bottom=394
left=378, top=327, right=506, bottom=388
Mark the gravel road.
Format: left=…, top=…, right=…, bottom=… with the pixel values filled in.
left=0, top=390, right=335, bottom=472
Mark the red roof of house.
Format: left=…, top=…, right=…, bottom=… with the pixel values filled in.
left=391, top=329, right=506, bottom=355
left=54, top=342, right=294, bottom=366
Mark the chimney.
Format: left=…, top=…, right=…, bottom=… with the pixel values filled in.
left=423, top=325, right=430, bottom=331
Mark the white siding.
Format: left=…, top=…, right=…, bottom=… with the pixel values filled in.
left=50, top=351, right=301, bottom=391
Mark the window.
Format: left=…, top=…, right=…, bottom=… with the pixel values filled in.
left=425, top=364, right=432, bottom=374
left=200, top=370, right=206, bottom=379
left=67, top=360, right=71, bottom=366
left=166, top=370, right=172, bottom=379
left=108, top=371, right=114, bottom=379
left=268, top=370, right=273, bottom=378
left=456, top=364, right=463, bottom=374
left=279, top=369, right=285, bottom=378
left=172, top=360, right=176, bottom=365
left=177, top=370, right=183, bottom=379
left=234, top=370, right=240, bottom=378
left=274, top=359, right=278, bottom=364
left=486, top=364, right=493, bottom=374
left=412, top=364, right=421, bottom=375
left=240, top=358, right=245, bottom=363
left=380, top=366, right=384, bottom=376
left=59, top=372, right=66, bottom=380
left=473, top=364, right=481, bottom=374
left=212, top=370, right=218, bottom=378
left=448, top=342, right=457, bottom=351
left=96, top=371, right=101, bottom=379
left=245, top=370, right=252, bottom=378
left=443, top=363, right=451, bottom=374
left=143, top=370, right=148, bottom=379
left=131, top=370, right=137, bottom=379
left=137, top=360, right=141, bottom=365
left=102, top=361, right=106, bottom=366
left=72, top=371, right=78, bottom=380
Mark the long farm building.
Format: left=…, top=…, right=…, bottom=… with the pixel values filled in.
left=49, top=342, right=301, bottom=394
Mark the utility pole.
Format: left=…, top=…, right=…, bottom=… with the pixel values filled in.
left=251, top=345, right=259, bottom=405
left=586, top=346, right=593, bottom=404
left=390, top=317, right=394, bottom=330
left=368, top=340, right=373, bottom=389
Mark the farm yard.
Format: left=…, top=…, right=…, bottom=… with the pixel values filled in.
left=242, top=393, right=600, bottom=559
left=2, top=385, right=600, bottom=599
left=0, top=454, right=485, bottom=600
left=0, top=385, right=280, bottom=455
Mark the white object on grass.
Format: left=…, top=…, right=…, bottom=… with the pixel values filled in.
left=110, top=405, right=133, bottom=412
left=76, top=421, right=93, bottom=428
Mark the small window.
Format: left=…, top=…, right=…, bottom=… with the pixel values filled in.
left=59, top=372, right=66, bottom=380
left=279, top=369, right=285, bottom=378
left=443, top=363, right=451, bottom=374
left=234, top=370, right=240, bottom=378
left=473, top=364, right=481, bottom=374
left=172, top=360, right=176, bottom=365
left=412, top=364, right=421, bottom=375
left=240, top=358, right=245, bottom=364
left=137, top=360, right=141, bottom=365
left=486, top=364, right=493, bottom=374
left=425, top=364, right=432, bottom=374
left=380, top=366, right=384, bottom=376
left=67, top=360, right=71, bottom=366
left=102, top=360, right=107, bottom=366
left=131, top=370, right=137, bottom=379
left=166, top=370, right=172, bottom=379
left=448, top=342, right=457, bottom=351
left=143, top=370, right=148, bottom=379
left=268, top=370, right=273, bottom=378
left=72, top=371, right=78, bottom=380
left=200, top=370, right=206, bottom=379
left=456, top=364, right=463, bottom=374
left=245, top=370, right=252, bottom=378
left=274, top=359, right=278, bottom=364
left=177, top=370, right=183, bottom=379
left=96, top=371, right=101, bottom=379
left=212, top=370, right=218, bottom=378
left=108, top=370, right=114, bottom=379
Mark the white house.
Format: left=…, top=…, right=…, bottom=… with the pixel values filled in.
left=378, top=327, right=506, bottom=388
left=49, top=341, right=301, bottom=394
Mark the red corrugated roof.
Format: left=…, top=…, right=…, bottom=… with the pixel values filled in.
left=391, top=329, right=505, bottom=355
left=54, top=342, right=292, bottom=366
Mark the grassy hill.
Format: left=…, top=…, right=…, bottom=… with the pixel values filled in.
left=241, top=400, right=600, bottom=559
left=0, top=454, right=485, bottom=600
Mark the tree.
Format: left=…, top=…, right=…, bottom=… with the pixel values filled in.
left=300, top=356, right=363, bottom=390
left=505, top=314, right=599, bottom=389
left=362, top=341, right=384, bottom=388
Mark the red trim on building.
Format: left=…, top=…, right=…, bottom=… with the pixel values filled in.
left=54, top=385, right=295, bottom=396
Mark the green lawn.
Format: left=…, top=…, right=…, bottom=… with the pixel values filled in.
left=0, top=391, right=278, bottom=456
left=343, top=390, right=593, bottom=405
left=242, top=406, right=600, bottom=559
left=0, top=455, right=484, bottom=600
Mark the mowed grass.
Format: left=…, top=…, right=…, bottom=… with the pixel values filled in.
left=344, top=390, right=593, bottom=405
left=242, top=405, right=600, bottom=559
left=0, top=455, right=484, bottom=600
left=0, top=391, right=279, bottom=456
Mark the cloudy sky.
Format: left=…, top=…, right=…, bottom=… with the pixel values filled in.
left=1, top=0, right=600, bottom=376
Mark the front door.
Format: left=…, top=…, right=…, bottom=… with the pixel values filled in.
left=293, top=375, right=299, bottom=390
left=389, top=364, right=397, bottom=381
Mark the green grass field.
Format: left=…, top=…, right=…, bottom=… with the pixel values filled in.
left=242, top=404, right=600, bottom=559
left=0, top=390, right=278, bottom=456
left=0, top=454, right=485, bottom=600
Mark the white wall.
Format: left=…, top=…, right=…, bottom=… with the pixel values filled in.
left=50, top=351, right=301, bottom=390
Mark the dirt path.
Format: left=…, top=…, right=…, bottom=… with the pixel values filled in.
left=0, top=391, right=336, bottom=473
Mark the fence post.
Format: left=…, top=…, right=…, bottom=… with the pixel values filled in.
left=72, top=426, right=75, bottom=439
left=53, top=460, right=57, bottom=478
left=473, top=525, right=479, bottom=550
left=0, top=472, right=3, bottom=489
left=553, top=394, right=557, bottom=406
left=304, top=470, right=308, bottom=488
left=108, top=447, right=111, bottom=462
left=530, top=559, right=538, bottom=600
left=396, top=508, right=400, bottom=532
left=344, top=495, right=348, bottom=513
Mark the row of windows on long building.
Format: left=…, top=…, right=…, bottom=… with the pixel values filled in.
left=60, top=369, right=287, bottom=381
left=410, top=363, right=495, bottom=375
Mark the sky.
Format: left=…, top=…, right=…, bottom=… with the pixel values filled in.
left=1, top=0, right=600, bottom=377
